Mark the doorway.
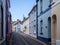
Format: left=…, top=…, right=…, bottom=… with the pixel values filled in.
left=52, top=15, right=57, bottom=44
left=48, top=17, right=51, bottom=42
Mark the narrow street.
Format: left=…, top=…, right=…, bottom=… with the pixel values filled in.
left=10, top=32, right=47, bottom=45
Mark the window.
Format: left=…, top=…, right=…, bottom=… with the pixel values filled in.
left=24, top=26, right=27, bottom=29
left=34, top=20, right=35, bottom=21
left=48, top=17, right=51, bottom=38
left=40, top=20, right=43, bottom=35
left=33, top=30, right=36, bottom=35
left=23, top=26, right=26, bottom=32
left=40, top=0, right=43, bottom=13
left=34, top=25, right=36, bottom=27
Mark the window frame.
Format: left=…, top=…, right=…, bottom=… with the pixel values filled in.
left=40, top=20, right=43, bottom=35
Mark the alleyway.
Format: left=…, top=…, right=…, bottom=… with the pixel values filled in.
left=10, top=32, right=47, bottom=45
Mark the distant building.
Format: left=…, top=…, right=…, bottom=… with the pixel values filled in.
left=22, top=17, right=29, bottom=34
left=12, top=17, right=29, bottom=34
left=28, top=5, right=37, bottom=38
left=13, top=19, right=22, bottom=32
left=12, top=21, right=16, bottom=32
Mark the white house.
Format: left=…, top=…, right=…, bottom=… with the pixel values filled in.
left=28, top=5, right=37, bottom=38
left=36, top=0, right=51, bottom=43
left=13, top=19, right=22, bottom=32
left=12, top=21, right=16, bottom=32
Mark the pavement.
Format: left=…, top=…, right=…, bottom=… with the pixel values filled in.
left=10, top=32, right=48, bottom=45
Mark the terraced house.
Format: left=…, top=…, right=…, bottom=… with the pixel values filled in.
left=22, top=17, right=29, bottom=34
left=13, top=19, right=22, bottom=32
left=0, top=0, right=11, bottom=45
left=29, top=5, right=37, bottom=38
left=36, top=0, right=60, bottom=45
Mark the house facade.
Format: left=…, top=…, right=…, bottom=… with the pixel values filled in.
left=36, top=0, right=52, bottom=43
left=0, top=0, right=11, bottom=45
left=36, top=0, right=60, bottom=45
left=12, top=17, right=29, bottom=34
left=13, top=19, right=22, bottom=32
left=12, top=21, right=17, bottom=32
left=51, top=0, right=60, bottom=45
left=22, top=17, right=29, bottom=34
left=29, top=5, right=37, bottom=38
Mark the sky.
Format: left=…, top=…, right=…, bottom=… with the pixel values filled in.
left=10, top=0, right=36, bottom=21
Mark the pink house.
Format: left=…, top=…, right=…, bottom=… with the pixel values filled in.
left=8, top=12, right=12, bottom=40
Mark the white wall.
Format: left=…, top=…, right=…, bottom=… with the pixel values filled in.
left=38, top=10, right=51, bottom=38
left=42, top=0, right=50, bottom=11
left=37, top=0, right=51, bottom=39
left=29, top=6, right=37, bottom=38
left=37, top=0, right=50, bottom=16
left=14, top=22, right=21, bottom=32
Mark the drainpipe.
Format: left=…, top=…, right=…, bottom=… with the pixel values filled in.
left=36, top=2, right=38, bottom=39
left=5, top=0, right=8, bottom=44
left=0, top=0, right=7, bottom=45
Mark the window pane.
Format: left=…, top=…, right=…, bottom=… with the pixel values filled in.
left=40, top=20, right=43, bottom=35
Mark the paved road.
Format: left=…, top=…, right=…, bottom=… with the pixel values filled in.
left=10, top=32, right=46, bottom=45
